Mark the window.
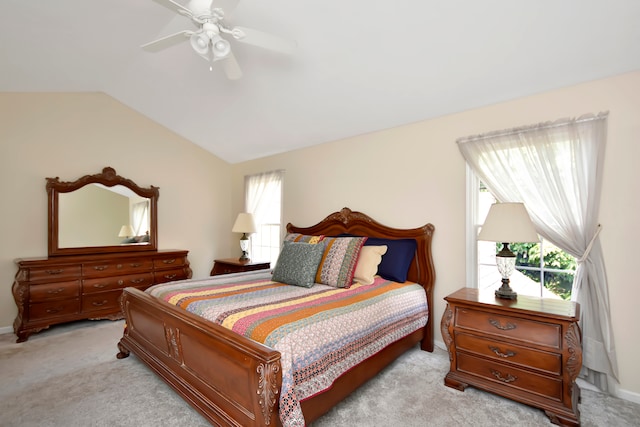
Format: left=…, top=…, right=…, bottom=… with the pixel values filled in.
left=244, top=170, right=284, bottom=267
left=469, top=171, right=576, bottom=300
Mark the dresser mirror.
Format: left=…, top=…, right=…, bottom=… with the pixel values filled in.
left=47, top=167, right=159, bottom=256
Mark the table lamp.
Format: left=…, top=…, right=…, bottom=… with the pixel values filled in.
left=232, top=213, right=257, bottom=261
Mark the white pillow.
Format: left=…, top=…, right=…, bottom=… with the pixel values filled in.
left=353, top=245, right=388, bottom=285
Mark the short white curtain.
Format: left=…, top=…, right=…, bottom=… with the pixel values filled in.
left=244, top=170, right=284, bottom=259
left=132, top=201, right=149, bottom=236
left=457, top=112, right=619, bottom=392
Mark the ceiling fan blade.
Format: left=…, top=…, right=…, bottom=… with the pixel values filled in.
left=141, top=31, right=193, bottom=52
left=152, top=0, right=193, bottom=17
left=232, top=26, right=297, bottom=54
left=222, top=51, right=243, bottom=80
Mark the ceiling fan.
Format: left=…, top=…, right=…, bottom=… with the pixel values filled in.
left=142, top=0, right=297, bottom=79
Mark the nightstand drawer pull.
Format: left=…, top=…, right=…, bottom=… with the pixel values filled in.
left=47, top=287, right=65, bottom=294
left=489, top=318, right=516, bottom=330
left=92, top=300, right=109, bottom=307
left=162, top=259, right=177, bottom=264
left=45, top=269, right=64, bottom=275
left=489, top=346, right=516, bottom=358
left=163, top=274, right=177, bottom=279
left=93, top=265, right=109, bottom=271
left=490, top=369, right=517, bottom=383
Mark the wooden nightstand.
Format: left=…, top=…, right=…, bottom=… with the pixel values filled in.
left=440, top=288, right=582, bottom=426
left=210, top=258, right=271, bottom=276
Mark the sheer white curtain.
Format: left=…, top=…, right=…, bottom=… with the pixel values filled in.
left=132, top=201, right=149, bottom=236
left=457, top=112, right=619, bottom=392
left=245, top=170, right=284, bottom=265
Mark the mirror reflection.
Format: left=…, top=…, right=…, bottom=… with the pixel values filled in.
left=58, top=184, right=151, bottom=248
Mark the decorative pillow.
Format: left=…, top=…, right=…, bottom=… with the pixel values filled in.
left=364, top=238, right=417, bottom=282
left=284, top=233, right=325, bottom=244
left=353, top=245, right=388, bottom=285
left=272, top=241, right=324, bottom=288
left=315, top=236, right=368, bottom=288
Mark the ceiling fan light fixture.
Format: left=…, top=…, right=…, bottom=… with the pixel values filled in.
left=211, top=34, right=231, bottom=59
left=190, top=31, right=210, bottom=55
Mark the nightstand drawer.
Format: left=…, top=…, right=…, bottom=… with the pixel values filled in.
left=457, top=353, right=563, bottom=401
left=454, top=307, right=561, bottom=349
left=455, top=332, right=561, bottom=375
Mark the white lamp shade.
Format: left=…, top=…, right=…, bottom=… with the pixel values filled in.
left=478, top=203, right=539, bottom=243
left=118, top=225, right=135, bottom=237
left=232, top=213, right=257, bottom=234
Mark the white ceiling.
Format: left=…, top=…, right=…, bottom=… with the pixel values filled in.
left=2, top=0, right=639, bottom=163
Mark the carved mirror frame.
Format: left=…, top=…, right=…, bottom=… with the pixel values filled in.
left=47, top=167, right=159, bottom=256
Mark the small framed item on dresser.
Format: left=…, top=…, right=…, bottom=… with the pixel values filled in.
left=441, top=287, right=582, bottom=427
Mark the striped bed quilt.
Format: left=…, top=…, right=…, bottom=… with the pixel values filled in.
left=146, top=270, right=429, bottom=427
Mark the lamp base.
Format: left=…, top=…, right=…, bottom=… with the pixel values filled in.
left=495, top=279, right=517, bottom=300
left=239, top=251, right=250, bottom=262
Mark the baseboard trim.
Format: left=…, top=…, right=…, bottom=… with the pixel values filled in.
left=0, top=325, right=13, bottom=335
left=615, top=386, right=640, bottom=405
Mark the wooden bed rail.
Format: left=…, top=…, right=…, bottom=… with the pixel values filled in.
left=117, top=287, right=283, bottom=427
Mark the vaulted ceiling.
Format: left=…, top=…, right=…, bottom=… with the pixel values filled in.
left=2, top=1, right=639, bottom=163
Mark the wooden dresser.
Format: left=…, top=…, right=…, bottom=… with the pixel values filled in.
left=441, top=288, right=582, bottom=426
left=12, top=250, right=191, bottom=342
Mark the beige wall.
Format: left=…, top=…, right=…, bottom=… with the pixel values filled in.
left=231, top=71, right=640, bottom=400
left=0, top=92, right=234, bottom=331
left=1, top=72, right=638, bottom=400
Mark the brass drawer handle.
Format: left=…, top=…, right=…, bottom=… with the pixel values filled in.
left=93, top=283, right=107, bottom=288
left=45, top=269, right=64, bottom=275
left=162, top=259, right=177, bottom=264
left=93, top=265, right=109, bottom=271
left=489, top=346, right=516, bottom=358
left=490, top=369, right=517, bottom=383
left=489, top=318, right=516, bottom=330
left=129, top=263, right=142, bottom=268
left=46, top=307, right=62, bottom=314
left=92, top=300, right=109, bottom=307
left=130, top=278, right=145, bottom=284
left=47, top=287, right=65, bottom=294
left=163, top=274, right=177, bottom=279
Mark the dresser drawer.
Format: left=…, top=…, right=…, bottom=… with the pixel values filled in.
left=454, top=307, right=561, bottom=349
left=83, top=259, right=153, bottom=277
left=30, top=280, right=80, bottom=302
left=82, top=273, right=154, bottom=293
left=154, top=256, right=188, bottom=270
left=81, top=291, right=122, bottom=312
left=28, top=265, right=82, bottom=282
left=154, top=268, right=189, bottom=284
left=457, top=353, right=563, bottom=401
left=455, top=332, right=561, bottom=375
left=30, top=299, right=80, bottom=319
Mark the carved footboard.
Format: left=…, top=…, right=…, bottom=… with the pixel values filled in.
left=117, top=287, right=282, bottom=427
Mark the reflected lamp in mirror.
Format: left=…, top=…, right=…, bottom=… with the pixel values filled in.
left=478, top=202, right=539, bottom=300
left=118, top=225, right=135, bottom=242
left=232, top=213, right=257, bottom=261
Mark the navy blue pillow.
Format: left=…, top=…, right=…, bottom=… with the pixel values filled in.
left=338, top=234, right=417, bottom=283
left=364, top=238, right=417, bottom=282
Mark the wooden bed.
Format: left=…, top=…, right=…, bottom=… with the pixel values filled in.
left=116, top=207, right=435, bottom=426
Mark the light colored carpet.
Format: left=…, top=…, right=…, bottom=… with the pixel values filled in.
left=1, top=320, right=638, bottom=427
